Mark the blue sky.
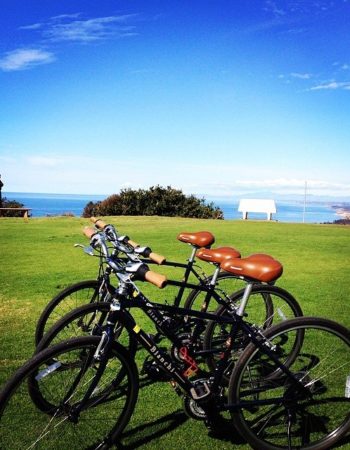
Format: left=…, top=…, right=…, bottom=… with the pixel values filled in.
left=1, top=0, right=350, bottom=200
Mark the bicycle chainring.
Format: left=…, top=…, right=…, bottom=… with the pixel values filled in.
left=182, top=395, right=207, bottom=420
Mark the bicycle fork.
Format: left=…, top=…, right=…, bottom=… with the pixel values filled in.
left=62, top=308, right=119, bottom=422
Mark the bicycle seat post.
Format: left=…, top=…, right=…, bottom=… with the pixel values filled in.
left=236, top=282, right=254, bottom=317
left=188, top=246, right=197, bottom=264
left=208, top=265, right=220, bottom=287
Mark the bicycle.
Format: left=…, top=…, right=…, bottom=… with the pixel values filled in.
left=34, top=221, right=243, bottom=344
left=34, top=220, right=302, bottom=347
left=0, top=253, right=349, bottom=450
left=34, top=229, right=302, bottom=373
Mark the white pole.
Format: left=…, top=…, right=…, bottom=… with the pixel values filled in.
left=302, top=181, right=307, bottom=223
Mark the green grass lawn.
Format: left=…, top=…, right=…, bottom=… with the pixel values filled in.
left=0, top=216, right=350, bottom=449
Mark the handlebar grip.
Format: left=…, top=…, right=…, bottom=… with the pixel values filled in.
left=83, top=226, right=97, bottom=240
left=128, top=239, right=139, bottom=248
left=144, top=270, right=167, bottom=289
left=149, top=252, right=166, bottom=265
left=90, top=217, right=107, bottom=230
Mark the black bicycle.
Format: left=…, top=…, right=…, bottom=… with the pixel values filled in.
left=34, top=228, right=302, bottom=373
left=34, top=220, right=244, bottom=344
left=0, top=255, right=349, bottom=450
left=34, top=220, right=302, bottom=347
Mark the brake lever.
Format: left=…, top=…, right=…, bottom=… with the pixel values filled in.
left=74, top=243, right=95, bottom=256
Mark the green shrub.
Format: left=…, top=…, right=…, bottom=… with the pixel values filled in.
left=82, top=185, right=223, bottom=219
left=0, top=197, right=25, bottom=217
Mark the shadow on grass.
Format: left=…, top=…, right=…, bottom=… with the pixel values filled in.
left=115, top=409, right=188, bottom=449
left=116, top=371, right=350, bottom=450
left=116, top=373, right=247, bottom=449
left=116, top=410, right=247, bottom=449
left=115, top=400, right=247, bottom=449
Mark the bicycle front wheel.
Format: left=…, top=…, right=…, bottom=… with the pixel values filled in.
left=35, top=302, right=138, bottom=356
left=228, top=317, right=350, bottom=450
left=35, top=279, right=110, bottom=346
left=0, top=336, right=138, bottom=450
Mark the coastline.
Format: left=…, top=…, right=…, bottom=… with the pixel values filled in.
left=3, top=191, right=349, bottom=223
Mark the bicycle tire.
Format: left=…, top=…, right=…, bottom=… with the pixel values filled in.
left=35, top=279, right=110, bottom=346
left=183, top=272, right=247, bottom=312
left=228, top=316, right=350, bottom=450
left=35, top=302, right=138, bottom=356
left=0, top=336, right=139, bottom=449
left=203, top=284, right=302, bottom=378
left=229, top=284, right=303, bottom=328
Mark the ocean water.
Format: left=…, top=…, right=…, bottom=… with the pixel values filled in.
left=3, top=192, right=105, bottom=218
left=3, top=192, right=340, bottom=223
left=219, top=201, right=339, bottom=223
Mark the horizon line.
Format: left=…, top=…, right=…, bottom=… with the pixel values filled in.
left=3, top=190, right=349, bottom=204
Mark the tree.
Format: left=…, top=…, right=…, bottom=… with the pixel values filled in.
left=82, top=185, right=223, bottom=219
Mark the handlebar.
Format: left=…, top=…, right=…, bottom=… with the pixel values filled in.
left=83, top=226, right=110, bottom=259
left=83, top=226, right=97, bottom=240
left=151, top=254, right=166, bottom=264
left=90, top=217, right=107, bottom=229
left=125, top=261, right=167, bottom=288
left=144, top=270, right=167, bottom=288
left=134, top=247, right=166, bottom=265
left=90, top=217, right=166, bottom=265
left=127, top=239, right=139, bottom=248
left=82, top=226, right=167, bottom=288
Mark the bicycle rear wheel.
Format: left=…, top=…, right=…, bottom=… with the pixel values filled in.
left=35, top=279, right=111, bottom=346
left=203, top=285, right=302, bottom=379
left=229, top=284, right=303, bottom=328
left=228, top=317, right=350, bottom=450
left=0, top=336, right=138, bottom=449
left=183, top=272, right=247, bottom=313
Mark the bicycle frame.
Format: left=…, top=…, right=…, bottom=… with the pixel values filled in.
left=93, top=220, right=220, bottom=301
left=86, top=243, right=236, bottom=313
left=90, top=281, right=304, bottom=409
left=146, top=246, right=211, bottom=307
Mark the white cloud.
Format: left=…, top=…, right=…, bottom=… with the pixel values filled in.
left=235, top=178, right=305, bottom=188
left=19, top=23, right=43, bottom=30
left=182, top=177, right=350, bottom=199
left=264, top=1, right=287, bottom=17
left=51, top=13, right=83, bottom=21
left=22, top=14, right=139, bottom=43
left=333, top=62, right=350, bottom=70
left=291, top=72, right=312, bottom=79
left=47, top=15, right=137, bottom=42
left=2, top=14, right=139, bottom=72
left=3, top=154, right=350, bottom=198
left=310, top=81, right=350, bottom=90
left=234, top=178, right=350, bottom=191
left=0, top=48, right=55, bottom=71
